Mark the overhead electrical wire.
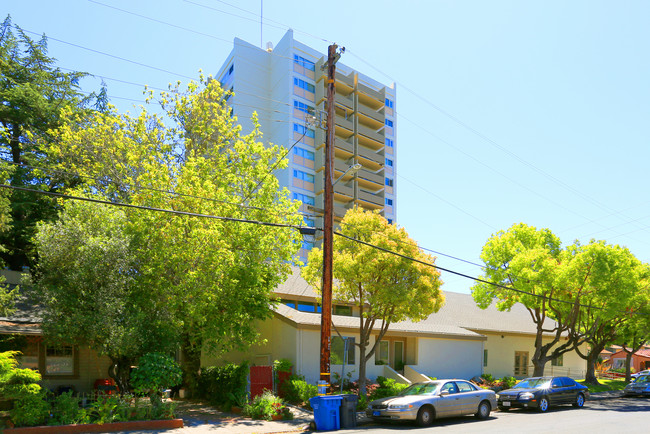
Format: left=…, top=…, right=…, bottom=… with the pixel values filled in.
left=2, top=182, right=644, bottom=317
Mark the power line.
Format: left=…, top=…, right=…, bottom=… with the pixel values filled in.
left=2, top=183, right=645, bottom=317
left=0, top=184, right=308, bottom=233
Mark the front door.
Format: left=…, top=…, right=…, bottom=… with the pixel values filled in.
left=393, top=341, right=404, bottom=372
left=514, top=351, right=529, bottom=377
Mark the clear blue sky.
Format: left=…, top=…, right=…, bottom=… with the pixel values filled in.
left=7, top=1, right=650, bottom=294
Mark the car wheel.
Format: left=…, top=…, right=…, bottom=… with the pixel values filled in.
left=498, top=406, right=510, bottom=412
left=573, top=393, right=585, bottom=408
left=416, top=406, right=434, bottom=427
left=538, top=396, right=549, bottom=413
left=475, top=400, right=491, bottom=419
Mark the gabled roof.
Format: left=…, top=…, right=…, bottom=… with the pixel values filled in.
left=275, top=266, right=560, bottom=338
left=273, top=304, right=485, bottom=340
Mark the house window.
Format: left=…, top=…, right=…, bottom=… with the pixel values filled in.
left=17, top=337, right=39, bottom=370
left=331, top=336, right=355, bottom=365
left=385, top=158, right=393, bottom=167
left=385, top=98, right=394, bottom=109
left=293, top=169, right=315, bottom=183
left=385, top=119, right=394, bottom=127
left=297, top=302, right=318, bottom=313
left=293, top=192, right=315, bottom=206
left=45, top=345, right=74, bottom=375
left=484, top=349, right=488, bottom=367
left=375, top=341, right=389, bottom=365
left=301, top=240, right=314, bottom=250
left=293, top=147, right=315, bottom=161
left=385, top=198, right=393, bottom=206
left=385, top=138, right=394, bottom=148
left=293, top=123, right=315, bottom=139
left=293, top=77, right=315, bottom=93
left=283, top=299, right=297, bottom=309
left=514, top=351, right=529, bottom=376
left=551, top=354, right=564, bottom=367
left=294, top=55, right=315, bottom=71
left=334, top=305, right=352, bottom=316
left=303, top=217, right=315, bottom=227
left=385, top=177, right=393, bottom=187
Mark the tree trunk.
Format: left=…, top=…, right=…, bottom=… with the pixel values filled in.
left=532, top=358, right=545, bottom=377
left=108, top=356, right=132, bottom=395
left=625, top=352, right=633, bottom=383
left=358, top=341, right=367, bottom=397
left=583, top=343, right=605, bottom=385
left=180, top=337, right=202, bottom=398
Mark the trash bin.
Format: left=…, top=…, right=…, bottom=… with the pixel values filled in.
left=309, top=395, right=343, bottom=431
left=339, top=394, right=358, bottom=428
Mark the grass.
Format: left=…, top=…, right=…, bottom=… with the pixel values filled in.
left=578, top=379, right=628, bottom=393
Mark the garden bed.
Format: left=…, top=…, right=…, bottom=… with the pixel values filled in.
left=3, top=418, right=183, bottom=433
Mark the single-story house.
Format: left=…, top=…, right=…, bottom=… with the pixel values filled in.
left=203, top=266, right=588, bottom=384
left=607, top=348, right=650, bottom=372
left=0, top=271, right=112, bottom=394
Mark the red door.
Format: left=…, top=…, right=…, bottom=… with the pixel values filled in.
left=250, top=366, right=273, bottom=399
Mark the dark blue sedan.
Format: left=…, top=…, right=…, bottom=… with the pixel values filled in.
left=496, top=376, right=589, bottom=412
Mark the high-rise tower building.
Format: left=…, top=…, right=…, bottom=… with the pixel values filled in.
left=217, top=30, right=396, bottom=263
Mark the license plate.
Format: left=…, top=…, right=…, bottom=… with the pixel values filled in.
left=502, top=401, right=511, bottom=407
left=373, top=411, right=381, bottom=416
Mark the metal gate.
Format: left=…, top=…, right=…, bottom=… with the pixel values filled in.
left=250, top=366, right=273, bottom=399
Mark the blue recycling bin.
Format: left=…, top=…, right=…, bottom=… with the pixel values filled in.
left=310, top=395, right=343, bottom=431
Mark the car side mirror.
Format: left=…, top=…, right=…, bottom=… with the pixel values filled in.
left=439, top=390, right=449, bottom=396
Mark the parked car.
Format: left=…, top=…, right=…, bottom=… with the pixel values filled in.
left=631, top=369, right=650, bottom=379
left=496, top=376, right=589, bottom=412
left=623, top=374, right=650, bottom=396
left=366, top=379, right=497, bottom=427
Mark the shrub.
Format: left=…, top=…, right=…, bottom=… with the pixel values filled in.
left=368, top=376, right=408, bottom=401
left=482, top=373, right=495, bottom=384
left=500, top=376, right=517, bottom=389
left=282, top=374, right=317, bottom=405
left=243, top=391, right=286, bottom=420
left=0, top=351, right=50, bottom=427
left=198, top=362, right=249, bottom=407
left=50, top=391, right=82, bottom=425
left=130, top=353, right=182, bottom=408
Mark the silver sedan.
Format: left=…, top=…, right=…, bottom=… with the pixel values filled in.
left=366, top=379, right=497, bottom=427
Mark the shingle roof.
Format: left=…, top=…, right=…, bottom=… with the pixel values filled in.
left=274, top=266, right=560, bottom=337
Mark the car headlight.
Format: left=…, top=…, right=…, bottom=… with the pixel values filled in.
left=495, top=394, right=500, bottom=400
left=388, top=404, right=413, bottom=409
left=519, top=392, right=535, bottom=400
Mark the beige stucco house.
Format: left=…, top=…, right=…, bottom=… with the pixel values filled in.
left=203, top=267, right=588, bottom=384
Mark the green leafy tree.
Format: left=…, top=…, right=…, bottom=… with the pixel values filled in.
left=130, top=353, right=182, bottom=407
left=31, top=201, right=176, bottom=392
left=302, top=207, right=444, bottom=396
left=41, top=75, right=302, bottom=395
left=0, top=15, right=106, bottom=269
left=473, top=223, right=646, bottom=377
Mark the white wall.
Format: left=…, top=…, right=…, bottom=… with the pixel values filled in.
left=482, top=332, right=587, bottom=379
left=416, top=337, right=484, bottom=380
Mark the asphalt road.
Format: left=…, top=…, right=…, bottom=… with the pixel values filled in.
left=346, top=397, right=650, bottom=433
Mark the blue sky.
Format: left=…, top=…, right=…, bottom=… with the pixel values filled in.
left=7, top=1, right=650, bottom=294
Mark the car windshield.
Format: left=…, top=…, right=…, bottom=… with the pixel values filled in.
left=399, top=382, right=441, bottom=396
left=634, top=375, right=650, bottom=383
left=513, top=378, right=551, bottom=389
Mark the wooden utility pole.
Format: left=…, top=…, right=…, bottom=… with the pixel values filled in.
left=319, top=43, right=338, bottom=393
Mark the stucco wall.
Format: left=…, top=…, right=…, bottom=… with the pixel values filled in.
left=415, top=337, right=484, bottom=380
left=482, top=332, right=587, bottom=379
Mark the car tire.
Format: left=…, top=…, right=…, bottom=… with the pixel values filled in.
left=475, top=400, right=491, bottom=419
left=572, top=393, right=585, bottom=408
left=498, top=406, right=510, bottom=412
left=416, top=406, right=434, bottom=427
left=538, top=396, right=549, bottom=413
